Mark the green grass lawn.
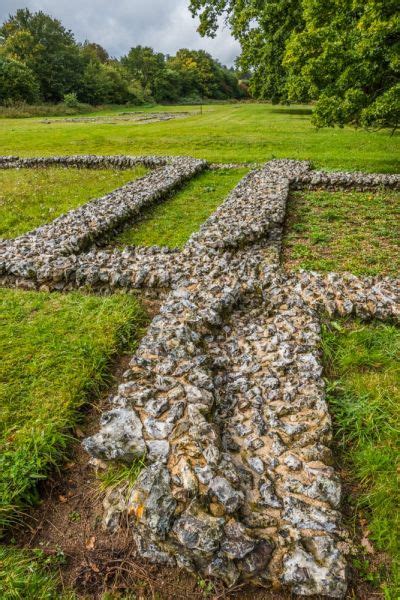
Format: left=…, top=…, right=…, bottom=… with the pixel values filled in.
left=0, top=289, right=146, bottom=527
left=322, top=322, right=400, bottom=598
left=0, top=103, right=399, bottom=598
left=115, top=168, right=248, bottom=248
left=283, top=189, right=400, bottom=276
left=0, top=166, right=147, bottom=239
left=0, top=103, right=398, bottom=172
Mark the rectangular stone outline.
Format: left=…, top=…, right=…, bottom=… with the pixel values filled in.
left=0, top=155, right=207, bottom=282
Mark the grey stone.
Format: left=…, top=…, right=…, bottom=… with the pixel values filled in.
left=209, top=477, right=243, bottom=513
left=83, top=408, right=145, bottom=462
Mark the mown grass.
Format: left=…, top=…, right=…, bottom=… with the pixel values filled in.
left=0, top=289, right=147, bottom=528
left=116, top=168, right=248, bottom=248
left=283, top=189, right=400, bottom=276
left=0, top=166, right=147, bottom=239
left=0, top=103, right=398, bottom=172
left=322, top=321, right=400, bottom=597
left=0, top=546, right=78, bottom=600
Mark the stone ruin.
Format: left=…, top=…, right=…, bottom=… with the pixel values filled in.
left=1, top=155, right=399, bottom=597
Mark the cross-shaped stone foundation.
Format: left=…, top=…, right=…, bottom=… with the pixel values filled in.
left=1, top=156, right=399, bottom=597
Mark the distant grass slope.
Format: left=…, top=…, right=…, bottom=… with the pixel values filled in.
left=0, top=104, right=398, bottom=172
left=0, top=289, right=146, bottom=527
left=322, top=322, right=400, bottom=598
left=283, top=189, right=400, bottom=276
left=116, top=168, right=248, bottom=248
left=0, top=166, right=147, bottom=238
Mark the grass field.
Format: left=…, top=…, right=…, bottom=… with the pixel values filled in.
left=322, top=322, right=400, bottom=597
left=0, top=290, right=146, bottom=527
left=283, top=189, right=400, bottom=276
left=0, top=166, right=147, bottom=238
left=116, top=167, right=248, bottom=248
left=0, top=103, right=398, bottom=172
left=0, top=103, right=399, bottom=598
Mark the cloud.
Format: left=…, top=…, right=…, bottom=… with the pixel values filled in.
left=0, top=0, right=240, bottom=65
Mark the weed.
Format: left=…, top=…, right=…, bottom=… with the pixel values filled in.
left=97, top=459, right=146, bottom=501
left=197, top=577, right=215, bottom=596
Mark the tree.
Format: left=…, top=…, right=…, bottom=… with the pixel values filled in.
left=81, top=41, right=109, bottom=64
left=168, top=49, right=242, bottom=100
left=188, top=0, right=303, bottom=102
left=0, top=56, right=39, bottom=104
left=121, top=46, right=166, bottom=97
left=0, top=9, right=83, bottom=101
left=78, top=61, right=133, bottom=105
left=284, top=0, right=400, bottom=130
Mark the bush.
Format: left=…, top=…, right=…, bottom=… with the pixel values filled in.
left=63, top=92, right=79, bottom=108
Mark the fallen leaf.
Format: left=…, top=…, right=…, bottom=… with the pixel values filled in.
left=361, top=536, right=374, bottom=554
left=89, top=562, right=100, bottom=573
left=85, top=536, right=96, bottom=550
left=58, top=495, right=68, bottom=503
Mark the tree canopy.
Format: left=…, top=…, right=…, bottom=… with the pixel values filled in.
left=1, top=9, right=83, bottom=101
left=189, top=0, right=400, bottom=130
left=0, top=9, right=244, bottom=106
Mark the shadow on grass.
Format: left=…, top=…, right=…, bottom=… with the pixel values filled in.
left=270, top=106, right=313, bottom=116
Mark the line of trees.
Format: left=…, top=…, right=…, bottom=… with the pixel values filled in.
left=0, top=9, right=246, bottom=106
left=189, top=0, right=400, bottom=130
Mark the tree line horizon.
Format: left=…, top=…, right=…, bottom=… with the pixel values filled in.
left=0, top=3, right=399, bottom=131
left=0, top=9, right=247, bottom=109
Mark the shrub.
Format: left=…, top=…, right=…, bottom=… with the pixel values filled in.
left=63, top=92, right=79, bottom=108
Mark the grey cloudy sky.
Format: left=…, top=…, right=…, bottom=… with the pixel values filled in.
left=0, top=0, right=240, bottom=66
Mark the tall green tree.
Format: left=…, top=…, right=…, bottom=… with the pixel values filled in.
left=81, top=41, right=109, bottom=64
left=168, top=49, right=242, bottom=99
left=284, top=0, right=400, bottom=130
left=121, top=45, right=165, bottom=97
left=0, top=9, right=83, bottom=101
left=189, top=0, right=303, bottom=102
left=0, top=56, right=39, bottom=104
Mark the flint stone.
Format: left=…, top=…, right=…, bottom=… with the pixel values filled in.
left=281, top=544, right=347, bottom=597
left=209, top=477, right=243, bottom=513
left=145, top=397, right=169, bottom=416
left=146, top=440, right=170, bottom=463
left=206, top=556, right=239, bottom=586
left=247, top=456, right=264, bottom=474
left=221, top=520, right=255, bottom=559
left=134, top=532, right=175, bottom=565
left=172, top=511, right=225, bottom=554
left=241, top=540, right=275, bottom=576
left=83, top=408, right=145, bottom=461
left=128, top=463, right=176, bottom=538
left=144, top=416, right=173, bottom=439
left=259, top=479, right=282, bottom=508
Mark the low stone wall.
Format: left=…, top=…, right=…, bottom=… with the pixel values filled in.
left=1, top=155, right=399, bottom=596
left=80, top=160, right=398, bottom=596
left=0, top=155, right=206, bottom=285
